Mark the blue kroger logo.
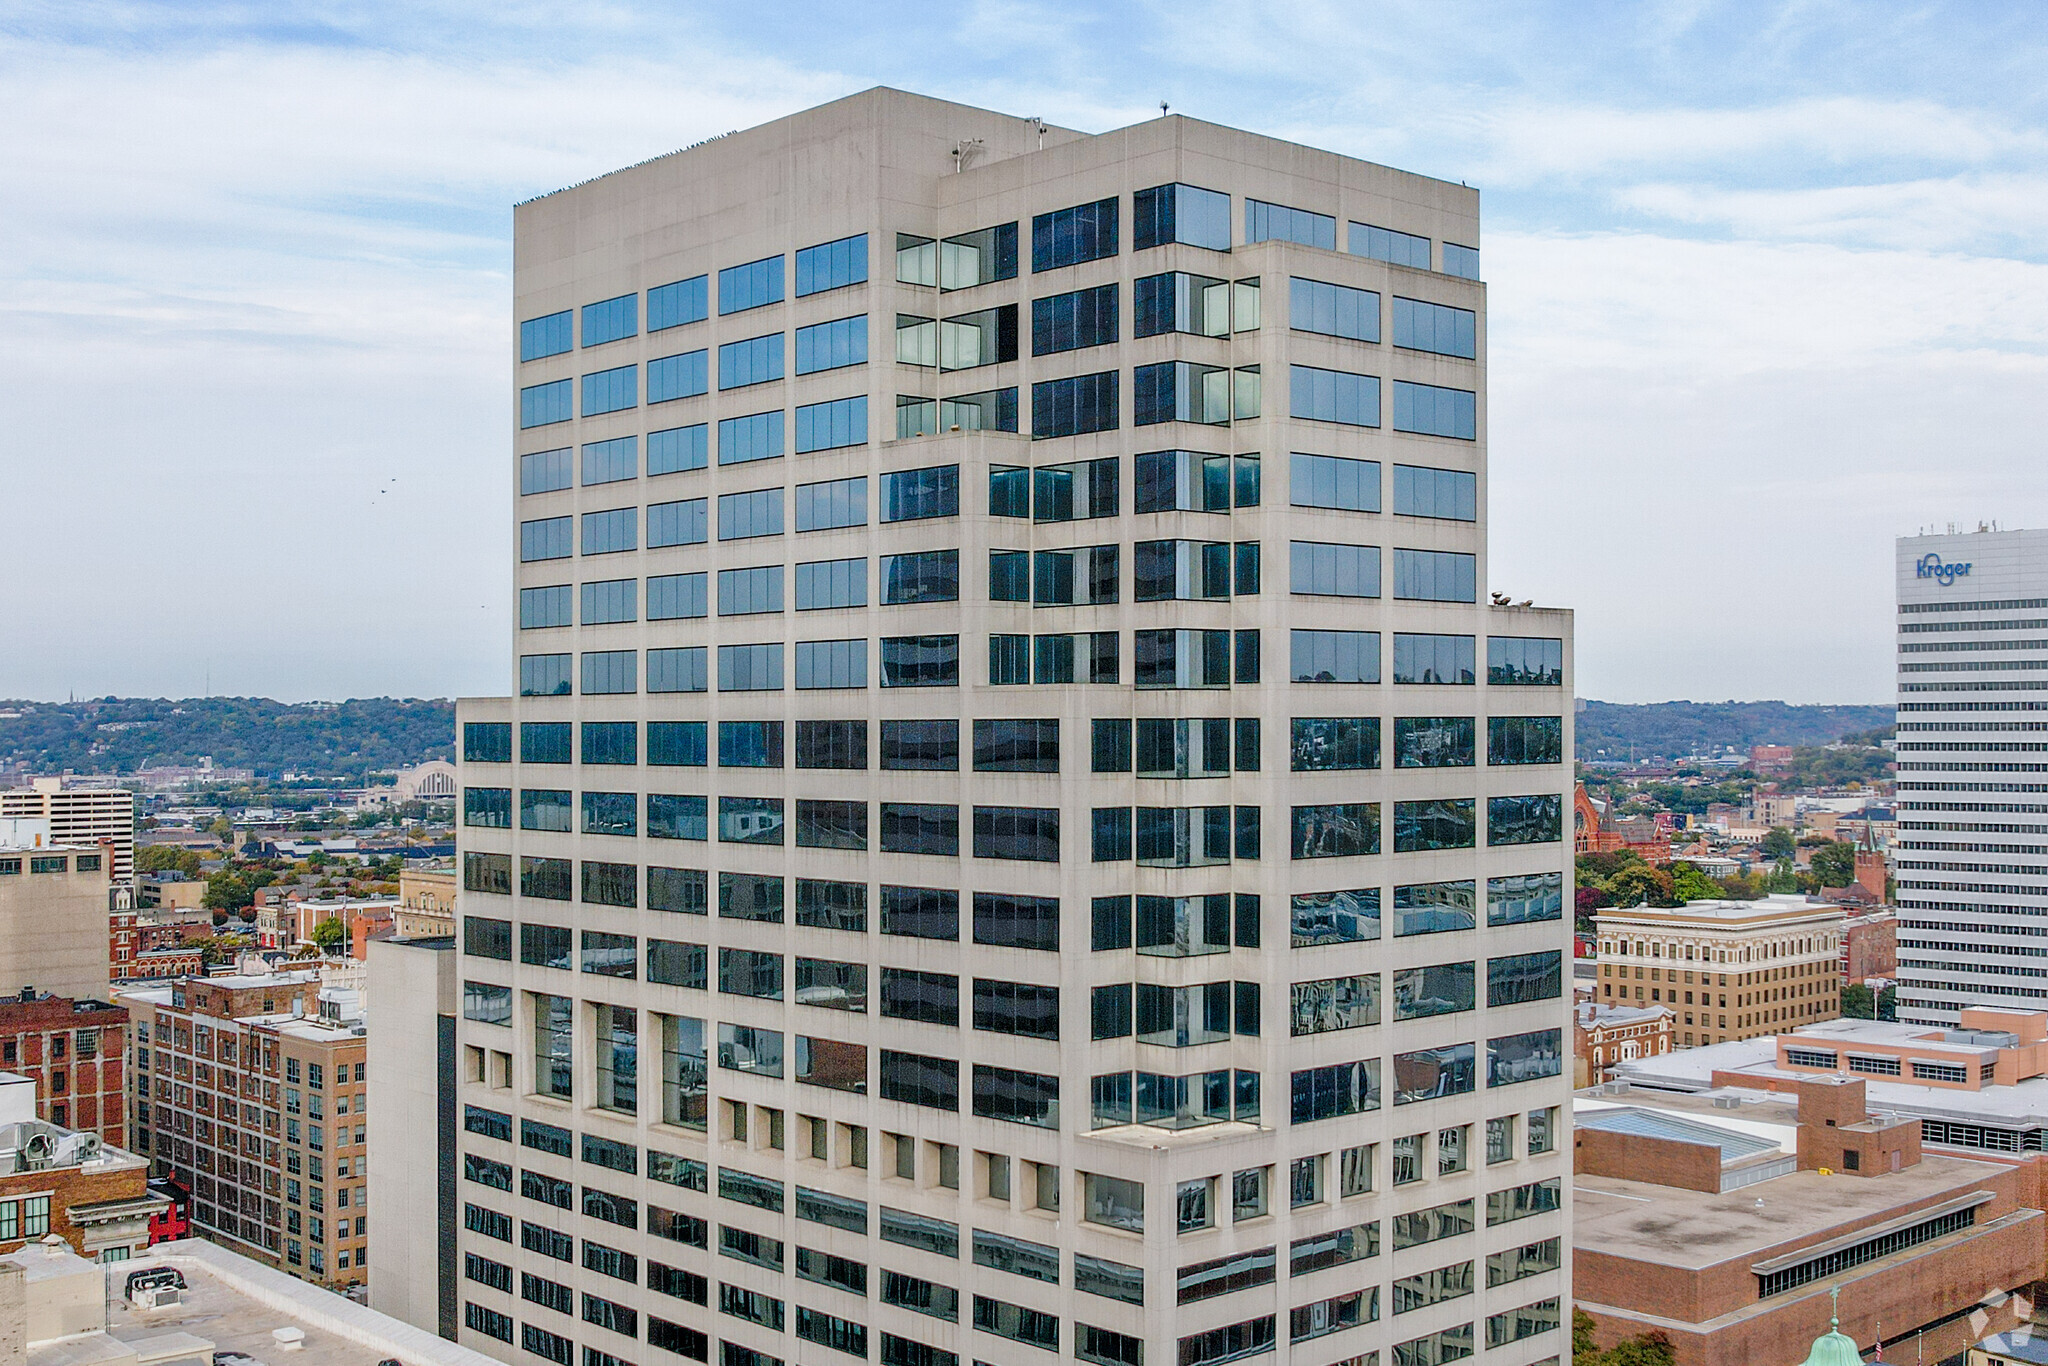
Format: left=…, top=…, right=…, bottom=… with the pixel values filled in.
left=1917, top=553, right=1972, bottom=585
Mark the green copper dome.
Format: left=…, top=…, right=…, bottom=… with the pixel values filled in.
left=1799, top=1325, right=1862, bottom=1366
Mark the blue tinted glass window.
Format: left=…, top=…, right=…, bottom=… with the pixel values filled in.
left=581, top=578, right=637, bottom=625
left=521, top=310, right=572, bottom=362
left=1245, top=199, right=1335, bottom=250
left=648, top=350, right=708, bottom=404
left=1134, top=183, right=1231, bottom=252
left=1290, top=542, right=1380, bottom=598
left=582, top=651, right=637, bottom=695
left=795, top=234, right=868, bottom=296
left=520, top=585, right=572, bottom=629
left=1031, top=372, right=1119, bottom=439
left=719, top=334, right=785, bottom=390
left=648, top=721, right=708, bottom=767
left=521, top=448, right=572, bottom=495
left=796, top=477, right=866, bottom=531
left=1032, top=198, right=1119, bottom=272
left=1291, top=366, right=1379, bottom=427
left=520, top=654, right=573, bottom=697
left=879, top=465, right=959, bottom=523
left=1391, top=298, right=1475, bottom=358
left=718, top=488, right=784, bottom=541
left=648, top=647, right=709, bottom=693
left=647, top=572, right=707, bottom=620
left=1348, top=223, right=1431, bottom=269
left=796, top=396, right=868, bottom=453
left=1488, top=795, right=1561, bottom=846
left=583, top=294, right=638, bottom=348
left=1391, top=465, right=1477, bottom=520
left=718, top=565, right=784, bottom=615
left=1442, top=243, right=1480, bottom=280
left=1291, top=630, right=1380, bottom=684
left=718, top=643, right=784, bottom=691
left=796, top=558, right=866, bottom=610
left=1391, top=381, right=1476, bottom=440
left=582, top=436, right=637, bottom=486
left=521, top=380, right=572, bottom=429
left=1290, top=453, right=1380, bottom=512
left=795, top=639, right=867, bottom=690
left=719, top=256, right=785, bottom=315
left=1392, top=549, right=1477, bottom=603
left=582, top=365, right=637, bottom=417
left=648, top=424, right=708, bottom=476
left=520, top=517, right=572, bottom=562
left=795, top=316, right=868, bottom=374
left=521, top=722, right=572, bottom=763
left=648, top=276, right=708, bottom=332
left=1032, top=285, right=1119, bottom=355
left=1487, top=637, right=1564, bottom=686
left=1391, top=633, right=1475, bottom=684
left=647, top=498, right=706, bottom=548
left=1291, top=278, right=1381, bottom=342
left=719, top=411, right=784, bottom=466
left=582, top=508, right=637, bottom=555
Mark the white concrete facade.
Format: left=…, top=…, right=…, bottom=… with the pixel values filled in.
left=1894, top=528, right=2048, bottom=1025
left=452, top=89, right=1574, bottom=1366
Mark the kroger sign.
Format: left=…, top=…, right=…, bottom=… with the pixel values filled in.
left=1917, top=553, right=1972, bottom=586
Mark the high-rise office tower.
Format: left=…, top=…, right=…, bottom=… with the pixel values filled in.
left=452, top=90, right=1573, bottom=1366
left=1, top=779, right=135, bottom=883
left=1893, top=529, right=2048, bottom=1026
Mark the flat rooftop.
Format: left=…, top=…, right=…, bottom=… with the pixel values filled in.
left=1613, top=1032, right=2048, bottom=1130
left=1597, top=895, right=1845, bottom=925
left=89, top=1240, right=500, bottom=1366
left=1574, top=1151, right=2007, bottom=1269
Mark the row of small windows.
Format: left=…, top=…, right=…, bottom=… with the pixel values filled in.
left=520, top=362, right=1471, bottom=445
left=524, top=462, right=1472, bottom=580
left=523, top=549, right=1476, bottom=618
left=519, top=237, right=871, bottom=362
left=504, top=631, right=1560, bottom=697
left=458, top=716, right=1556, bottom=788
left=458, top=788, right=1558, bottom=862
left=1289, top=279, right=1476, bottom=358
left=462, top=872, right=1559, bottom=958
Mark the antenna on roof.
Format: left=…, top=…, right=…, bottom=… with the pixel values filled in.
left=1160, top=101, right=1170, bottom=118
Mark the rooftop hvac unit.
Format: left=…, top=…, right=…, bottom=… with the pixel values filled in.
left=1713, top=1095, right=1741, bottom=1109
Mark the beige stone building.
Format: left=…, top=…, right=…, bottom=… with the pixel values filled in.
left=396, top=862, right=457, bottom=938
left=1595, top=894, right=1845, bottom=1050
left=0, top=826, right=114, bottom=1001
left=441, top=89, right=1575, bottom=1366
left=119, top=972, right=369, bottom=1292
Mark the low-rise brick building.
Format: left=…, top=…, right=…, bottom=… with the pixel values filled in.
left=1573, top=1075, right=2046, bottom=1366
left=1574, top=1000, right=1673, bottom=1087
left=0, top=1071, right=162, bottom=1262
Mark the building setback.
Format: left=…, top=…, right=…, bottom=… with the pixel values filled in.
left=1893, top=529, right=2048, bottom=1025
left=448, top=89, right=1575, bottom=1366
left=119, top=973, right=370, bottom=1291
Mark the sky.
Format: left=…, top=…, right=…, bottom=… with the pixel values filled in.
left=3, top=0, right=2045, bottom=705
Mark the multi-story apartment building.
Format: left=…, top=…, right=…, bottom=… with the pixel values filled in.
left=1593, top=896, right=1844, bottom=1049
left=1892, top=529, right=2048, bottom=1025
left=451, top=89, right=1574, bottom=1366
left=2, top=779, right=135, bottom=883
left=120, top=972, right=371, bottom=1291
left=0, top=994, right=128, bottom=1144
left=0, top=828, right=114, bottom=1001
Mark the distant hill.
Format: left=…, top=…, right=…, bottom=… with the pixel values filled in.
left=1576, top=700, right=1893, bottom=762
left=0, top=697, right=454, bottom=779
